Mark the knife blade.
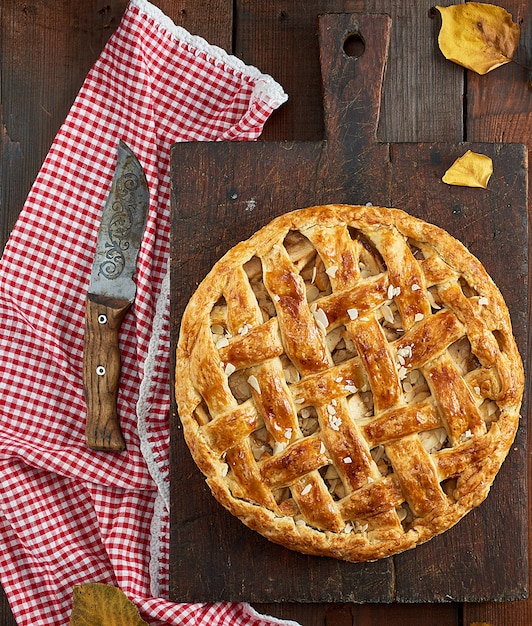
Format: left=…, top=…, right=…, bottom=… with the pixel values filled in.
left=83, top=140, right=149, bottom=451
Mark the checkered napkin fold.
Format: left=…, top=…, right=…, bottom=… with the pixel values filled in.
left=0, top=1, right=298, bottom=624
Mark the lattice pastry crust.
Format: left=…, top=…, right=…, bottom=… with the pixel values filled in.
left=175, top=204, right=524, bottom=562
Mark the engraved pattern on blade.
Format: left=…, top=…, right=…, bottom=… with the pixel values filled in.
left=98, top=173, right=137, bottom=280
left=89, top=141, right=149, bottom=302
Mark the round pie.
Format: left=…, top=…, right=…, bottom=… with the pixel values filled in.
left=174, top=204, right=524, bottom=562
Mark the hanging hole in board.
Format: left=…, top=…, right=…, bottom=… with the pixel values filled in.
left=343, top=32, right=365, bottom=58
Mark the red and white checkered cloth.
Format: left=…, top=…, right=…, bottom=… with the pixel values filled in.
left=0, top=1, right=298, bottom=624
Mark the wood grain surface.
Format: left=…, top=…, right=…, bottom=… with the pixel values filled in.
left=1, top=1, right=530, bottom=625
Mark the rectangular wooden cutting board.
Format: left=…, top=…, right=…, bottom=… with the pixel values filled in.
left=169, top=13, right=528, bottom=604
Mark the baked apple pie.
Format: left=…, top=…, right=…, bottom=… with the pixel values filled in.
left=174, top=204, right=523, bottom=562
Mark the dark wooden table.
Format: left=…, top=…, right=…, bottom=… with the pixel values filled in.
left=1, top=1, right=530, bottom=624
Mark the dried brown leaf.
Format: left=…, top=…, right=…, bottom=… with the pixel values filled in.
left=70, top=583, right=148, bottom=626
left=436, top=3, right=520, bottom=74
left=442, top=150, right=493, bottom=188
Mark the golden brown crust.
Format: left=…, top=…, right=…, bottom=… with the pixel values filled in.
left=175, top=204, right=524, bottom=562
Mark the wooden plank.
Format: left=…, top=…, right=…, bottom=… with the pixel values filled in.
left=234, top=0, right=464, bottom=143
left=464, top=602, right=532, bottom=626
left=351, top=603, right=460, bottom=625
left=366, top=0, right=464, bottom=143
left=0, top=586, right=16, bottom=626
left=0, top=0, right=129, bottom=250
left=156, top=0, right=233, bottom=49
left=466, top=0, right=531, bottom=181
left=252, top=603, right=460, bottom=626
left=0, top=110, right=23, bottom=253
left=254, top=604, right=333, bottom=626
left=462, top=0, right=532, bottom=622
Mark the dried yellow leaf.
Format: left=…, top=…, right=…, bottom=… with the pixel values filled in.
left=436, top=3, right=520, bottom=74
left=442, top=150, right=493, bottom=188
left=70, top=583, right=148, bottom=626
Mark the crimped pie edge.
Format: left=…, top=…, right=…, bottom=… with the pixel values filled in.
left=175, top=204, right=524, bottom=562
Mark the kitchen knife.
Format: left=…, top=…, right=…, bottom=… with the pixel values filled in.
left=83, top=140, right=149, bottom=451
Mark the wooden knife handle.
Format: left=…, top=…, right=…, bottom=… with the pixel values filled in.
left=83, top=293, right=131, bottom=451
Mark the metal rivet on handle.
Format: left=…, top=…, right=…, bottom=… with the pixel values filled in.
left=96, top=366, right=106, bottom=376
left=98, top=314, right=108, bottom=324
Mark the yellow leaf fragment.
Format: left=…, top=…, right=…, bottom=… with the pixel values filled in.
left=436, top=3, right=520, bottom=75
left=70, top=583, right=148, bottom=626
left=442, top=150, right=493, bottom=188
